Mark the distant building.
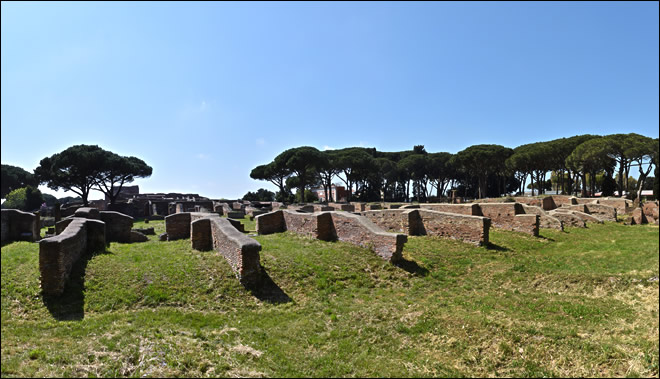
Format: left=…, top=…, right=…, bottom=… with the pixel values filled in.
left=312, top=185, right=350, bottom=202
left=105, top=185, right=140, bottom=201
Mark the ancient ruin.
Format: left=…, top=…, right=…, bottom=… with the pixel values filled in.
left=256, top=210, right=407, bottom=262
left=1, top=209, right=40, bottom=244
left=361, top=209, right=490, bottom=246
left=39, top=218, right=106, bottom=296
left=164, top=212, right=262, bottom=285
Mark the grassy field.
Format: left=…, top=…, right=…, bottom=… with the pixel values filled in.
left=2, top=218, right=658, bottom=377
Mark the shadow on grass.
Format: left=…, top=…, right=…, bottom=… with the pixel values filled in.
left=42, top=249, right=113, bottom=321
left=395, top=258, right=430, bottom=277
left=485, top=242, right=511, bottom=252
left=244, top=267, right=292, bottom=304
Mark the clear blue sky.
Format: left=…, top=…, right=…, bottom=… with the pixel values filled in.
left=2, top=1, right=658, bottom=200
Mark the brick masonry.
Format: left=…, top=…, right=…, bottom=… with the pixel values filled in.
left=39, top=218, right=105, bottom=296
left=256, top=210, right=407, bottom=263
left=418, top=204, right=482, bottom=216
left=548, top=210, right=587, bottom=228
left=521, top=205, right=564, bottom=231
left=477, top=203, right=539, bottom=236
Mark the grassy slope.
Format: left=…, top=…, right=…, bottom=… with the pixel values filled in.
left=2, top=219, right=658, bottom=378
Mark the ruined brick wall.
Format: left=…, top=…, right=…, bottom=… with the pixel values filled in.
left=477, top=203, right=539, bottom=236
left=553, top=209, right=602, bottom=224
left=360, top=210, right=410, bottom=234
left=521, top=205, right=564, bottom=231
left=551, top=196, right=577, bottom=207
left=351, top=202, right=367, bottom=212
left=415, top=209, right=490, bottom=245
left=511, top=215, right=540, bottom=236
left=418, top=204, right=482, bottom=216
left=584, top=204, right=617, bottom=222
left=207, top=215, right=262, bottom=286
left=548, top=210, right=586, bottom=228
left=99, top=211, right=134, bottom=242
left=255, top=211, right=286, bottom=235
left=329, top=212, right=406, bottom=262
left=282, top=211, right=335, bottom=240
left=191, top=218, right=212, bottom=251
left=39, top=218, right=105, bottom=296
left=514, top=197, right=556, bottom=211
left=598, top=198, right=632, bottom=215
left=574, top=198, right=598, bottom=205
left=642, top=201, right=659, bottom=224
left=165, top=213, right=192, bottom=240
left=1, top=209, right=40, bottom=243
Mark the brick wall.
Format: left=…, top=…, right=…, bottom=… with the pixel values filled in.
left=418, top=203, right=482, bottom=216
left=597, top=198, right=632, bottom=215
left=99, top=211, right=134, bottom=242
left=39, top=218, right=105, bottom=296
left=521, top=205, right=564, bottom=231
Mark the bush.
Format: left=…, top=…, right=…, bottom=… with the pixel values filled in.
left=2, top=186, right=44, bottom=211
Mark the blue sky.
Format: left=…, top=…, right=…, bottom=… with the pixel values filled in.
left=2, top=1, right=658, bottom=200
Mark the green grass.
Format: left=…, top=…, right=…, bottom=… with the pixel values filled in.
left=2, top=220, right=658, bottom=377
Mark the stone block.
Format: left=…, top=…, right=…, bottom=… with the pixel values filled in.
left=642, top=202, right=659, bottom=224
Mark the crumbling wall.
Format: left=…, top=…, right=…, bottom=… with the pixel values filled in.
left=552, top=209, right=602, bottom=224
left=418, top=203, right=482, bottom=216
left=1, top=209, right=40, bottom=243
left=514, top=197, right=556, bottom=211
left=256, top=210, right=407, bottom=262
left=642, top=201, right=659, bottom=224
left=329, top=212, right=406, bottom=262
left=547, top=210, right=587, bottom=228
left=521, top=205, right=564, bottom=231
left=563, top=204, right=616, bottom=222
left=414, top=209, right=490, bottom=245
left=190, top=214, right=262, bottom=286
left=477, top=203, right=538, bottom=236
left=99, top=211, right=134, bottom=242
left=360, top=210, right=411, bottom=234
left=551, top=195, right=577, bottom=207
left=39, top=218, right=105, bottom=296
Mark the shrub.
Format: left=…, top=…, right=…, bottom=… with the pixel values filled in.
left=1, top=186, right=44, bottom=211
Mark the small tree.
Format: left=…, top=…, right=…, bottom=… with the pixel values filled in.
left=1, top=186, right=44, bottom=211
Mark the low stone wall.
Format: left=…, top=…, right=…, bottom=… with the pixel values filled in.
left=256, top=210, right=407, bottom=262
left=329, top=212, right=406, bottom=262
left=477, top=203, right=538, bottom=236
left=574, top=198, right=598, bottom=205
left=583, top=204, right=617, bottom=222
left=39, top=218, right=105, bottom=296
left=282, top=211, right=335, bottom=240
left=514, top=196, right=556, bottom=211
left=99, top=211, right=134, bottom=242
left=642, top=201, right=659, bottom=224
left=520, top=205, right=564, bottom=231
left=351, top=202, right=367, bottom=212
left=360, top=210, right=411, bottom=234
left=551, top=195, right=577, bottom=207
left=598, top=198, right=632, bottom=215
left=553, top=209, right=602, bottom=224
left=414, top=209, right=489, bottom=245
left=190, top=214, right=262, bottom=285
left=164, top=212, right=210, bottom=240
left=548, top=211, right=586, bottom=228
left=418, top=203, right=482, bottom=216
left=1, top=209, right=40, bottom=243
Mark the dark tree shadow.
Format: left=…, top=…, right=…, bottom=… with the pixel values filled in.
left=244, top=266, right=292, bottom=304
left=394, top=258, right=430, bottom=277
left=42, top=249, right=113, bottom=321
left=485, top=242, right=511, bottom=252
